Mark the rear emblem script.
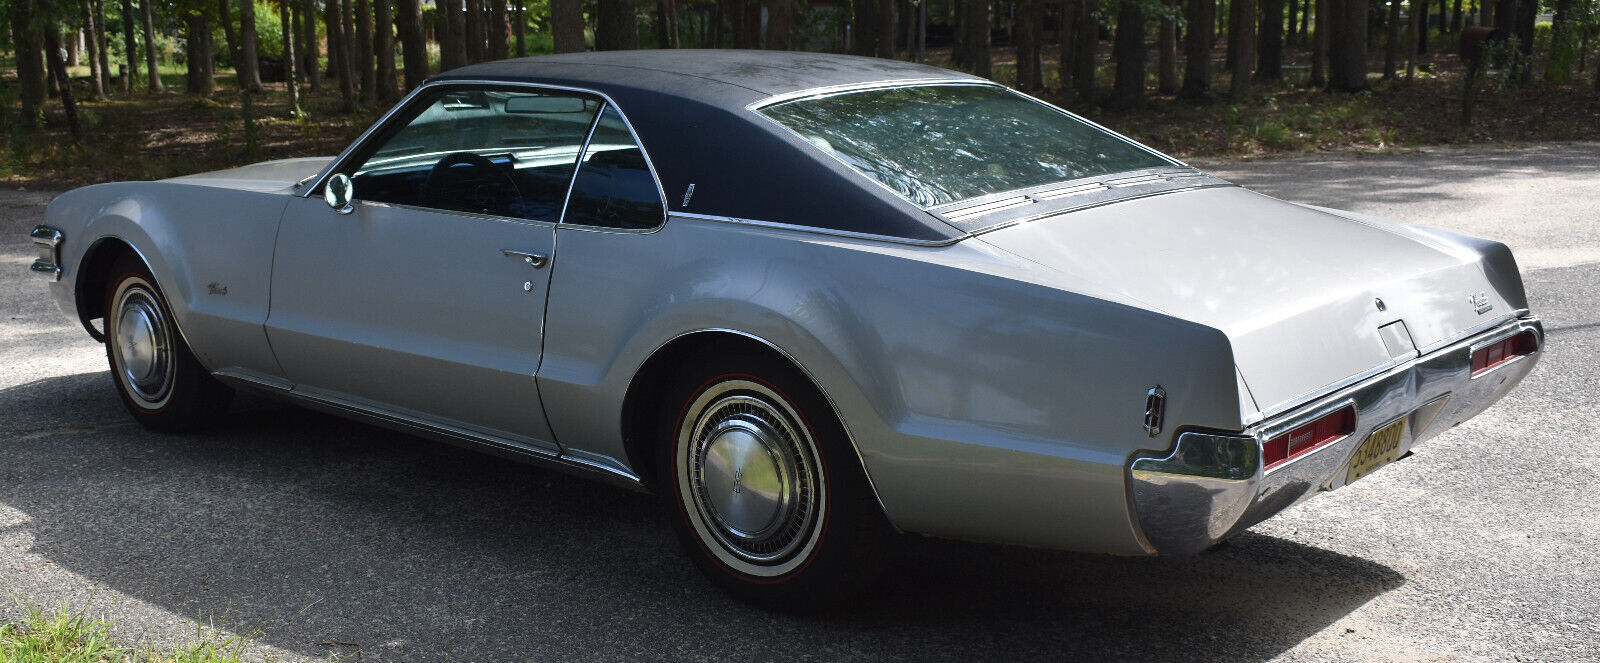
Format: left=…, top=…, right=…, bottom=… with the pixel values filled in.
left=1468, top=292, right=1492, bottom=315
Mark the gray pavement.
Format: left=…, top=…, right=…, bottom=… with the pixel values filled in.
left=1, top=143, right=1597, bottom=661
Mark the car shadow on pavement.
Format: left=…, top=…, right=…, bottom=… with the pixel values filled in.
left=0, top=372, right=1404, bottom=662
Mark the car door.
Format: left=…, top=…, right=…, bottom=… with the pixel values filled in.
left=266, top=85, right=603, bottom=449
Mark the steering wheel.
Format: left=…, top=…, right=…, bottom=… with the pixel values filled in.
left=422, top=152, right=522, bottom=215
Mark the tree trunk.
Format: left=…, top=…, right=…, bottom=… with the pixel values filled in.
left=219, top=0, right=238, bottom=73
left=1180, top=0, right=1213, bottom=98
left=1227, top=0, right=1253, bottom=98
left=397, top=0, right=428, bottom=87
left=119, top=0, right=138, bottom=92
left=765, top=0, right=791, bottom=49
left=93, top=0, right=111, bottom=96
left=11, top=0, right=47, bottom=119
left=1310, top=0, right=1326, bottom=85
left=960, top=0, right=991, bottom=76
left=325, top=0, right=343, bottom=82
left=1258, top=0, right=1282, bottom=80
left=876, top=0, right=895, bottom=57
left=238, top=0, right=263, bottom=90
left=185, top=11, right=215, bottom=93
left=1450, top=0, right=1461, bottom=31
left=1329, top=0, right=1367, bottom=90
left=1545, top=0, right=1573, bottom=82
left=1158, top=1, right=1178, bottom=93
left=1073, top=0, right=1096, bottom=100
left=83, top=1, right=106, bottom=100
left=281, top=0, right=299, bottom=110
left=1112, top=1, right=1145, bottom=106
left=464, top=0, right=483, bottom=61
left=1513, top=0, right=1533, bottom=57
left=329, top=0, right=356, bottom=109
left=44, top=31, right=84, bottom=140
left=139, top=0, right=162, bottom=92
left=1058, top=0, right=1075, bottom=90
left=598, top=0, right=640, bottom=49
left=375, top=0, right=397, bottom=99
left=302, top=0, right=321, bottom=91
left=356, top=0, right=374, bottom=99
left=1016, top=0, right=1043, bottom=90
left=515, top=0, right=529, bottom=54
left=1384, top=0, right=1401, bottom=78
left=855, top=0, right=879, bottom=55
left=550, top=0, right=584, bottom=52
left=489, top=0, right=509, bottom=58
left=1406, top=0, right=1421, bottom=77
left=1280, top=0, right=1292, bottom=45
left=1415, top=0, right=1428, bottom=53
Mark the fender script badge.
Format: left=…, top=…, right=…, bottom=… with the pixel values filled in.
left=1468, top=292, right=1492, bottom=315
left=207, top=282, right=228, bottom=296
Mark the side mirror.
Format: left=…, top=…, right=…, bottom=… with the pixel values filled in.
left=324, top=173, right=355, bottom=215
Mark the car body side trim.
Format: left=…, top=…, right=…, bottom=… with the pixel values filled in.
left=216, top=373, right=649, bottom=492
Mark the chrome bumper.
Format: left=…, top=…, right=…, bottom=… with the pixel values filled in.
left=30, top=225, right=63, bottom=281
left=1127, top=316, right=1544, bottom=555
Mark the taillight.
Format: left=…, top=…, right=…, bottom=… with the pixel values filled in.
left=1263, top=405, right=1356, bottom=471
left=1471, top=331, right=1537, bottom=377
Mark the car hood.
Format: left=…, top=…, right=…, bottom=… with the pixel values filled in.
left=976, top=185, right=1517, bottom=418
left=165, top=157, right=334, bottom=193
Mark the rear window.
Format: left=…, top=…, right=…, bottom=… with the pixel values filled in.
left=758, top=84, right=1175, bottom=207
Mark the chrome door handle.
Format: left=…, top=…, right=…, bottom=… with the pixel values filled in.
left=502, top=249, right=548, bottom=268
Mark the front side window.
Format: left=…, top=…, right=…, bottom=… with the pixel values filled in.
left=349, top=88, right=603, bottom=222
left=562, top=106, right=665, bottom=230
left=758, top=84, right=1177, bottom=207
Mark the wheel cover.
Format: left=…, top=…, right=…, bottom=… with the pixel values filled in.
left=110, top=279, right=174, bottom=409
left=678, top=379, right=825, bottom=578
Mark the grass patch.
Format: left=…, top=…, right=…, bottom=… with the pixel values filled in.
left=0, top=602, right=252, bottom=663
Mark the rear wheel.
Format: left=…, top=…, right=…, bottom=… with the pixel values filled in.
left=104, top=254, right=232, bottom=431
left=660, top=348, right=887, bottom=610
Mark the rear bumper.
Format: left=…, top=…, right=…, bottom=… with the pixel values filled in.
left=1128, top=315, right=1543, bottom=555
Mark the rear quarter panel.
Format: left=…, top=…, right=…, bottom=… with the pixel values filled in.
left=540, top=216, right=1244, bottom=555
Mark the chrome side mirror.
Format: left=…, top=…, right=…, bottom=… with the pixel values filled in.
left=324, top=173, right=355, bottom=215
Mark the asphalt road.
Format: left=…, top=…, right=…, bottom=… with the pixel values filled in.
left=2, top=143, right=1597, bottom=662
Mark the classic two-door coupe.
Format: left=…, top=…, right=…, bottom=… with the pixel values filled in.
left=32, top=51, right=1543, bottom=607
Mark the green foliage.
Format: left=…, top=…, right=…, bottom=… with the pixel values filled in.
left=0, top=601, right=253, bottom=663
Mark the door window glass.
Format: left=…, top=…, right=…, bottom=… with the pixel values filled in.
left=562, top=106, right=665, bottom=230
left=348, top=88, right=602, bottom=222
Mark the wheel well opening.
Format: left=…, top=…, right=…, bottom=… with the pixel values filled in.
left=74, top=238, right=137, bottom=342
left=621, top=332, right=804, bottom=493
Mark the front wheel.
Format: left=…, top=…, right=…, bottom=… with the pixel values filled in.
left=104, top=254, right=232, bottom=431
left=661, top=350, right=887, bottom=610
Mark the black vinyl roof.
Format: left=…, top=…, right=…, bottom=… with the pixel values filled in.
left=431, top=51, right=984, bottom=243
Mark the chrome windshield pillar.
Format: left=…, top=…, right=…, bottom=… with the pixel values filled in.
left=30, top=225, right=63, bottom=281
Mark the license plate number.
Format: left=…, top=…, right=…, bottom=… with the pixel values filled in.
left=1346, top=418, right=1406, bottom=485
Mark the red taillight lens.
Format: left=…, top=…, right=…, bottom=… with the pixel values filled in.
left=1263, top=405, right=1356, bottom=471
left=1471, top=331, right=1537, bottom=377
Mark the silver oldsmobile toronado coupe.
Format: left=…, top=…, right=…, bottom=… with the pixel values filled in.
left=32, top=51, right=1542, bottom=608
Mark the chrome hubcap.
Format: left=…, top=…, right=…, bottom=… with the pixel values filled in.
left=679, top=381, right=823, bottom=576
left=113, top=283, right=173, bottom=407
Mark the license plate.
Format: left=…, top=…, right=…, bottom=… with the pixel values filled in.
left=1346, top=418, right=1406, bottom=485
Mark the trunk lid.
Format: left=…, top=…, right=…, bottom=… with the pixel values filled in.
left=976, top=186, right=1513, bottom=417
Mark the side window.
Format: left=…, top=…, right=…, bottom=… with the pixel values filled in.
left=348, top=88, right=601, bottom=222
left=563, top=106, right=665, bottom=230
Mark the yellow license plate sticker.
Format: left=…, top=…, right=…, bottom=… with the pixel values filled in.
left=1346, top=418, right=1406, bottom=485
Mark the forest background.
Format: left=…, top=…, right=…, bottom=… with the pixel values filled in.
left=2, top=0, right=1597, bottom=185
